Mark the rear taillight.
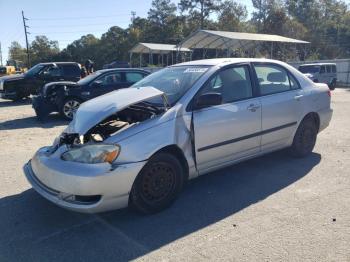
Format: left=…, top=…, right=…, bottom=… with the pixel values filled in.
left=327, top=90, right=331, bottom=97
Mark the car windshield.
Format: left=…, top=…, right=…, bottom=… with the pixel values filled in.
left=299, top=65, right=320, bottom=74
left=77, top=71, right=102, bottom=85
left=132, top=66, right=210, bottom=105
left=25, top=64, right=46, bottom=77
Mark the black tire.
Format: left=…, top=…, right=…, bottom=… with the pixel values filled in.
left=329, top=80, right=336, bottom=90
left=289, top=117, right=318, bottom=158
left=60, top=97, right=82, bottom=120
left=130, top=153, right=185, bottom=214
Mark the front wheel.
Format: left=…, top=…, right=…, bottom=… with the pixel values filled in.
left=60, top=98, right=81, bottom=120
left=130, top=153, right=185, bottom=214
left=289, top=117, right=318, bottom=158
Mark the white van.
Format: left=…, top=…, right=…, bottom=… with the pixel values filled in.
left=298, top=63, right=337, bottom=90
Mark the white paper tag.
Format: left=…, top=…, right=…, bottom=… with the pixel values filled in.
left=184, top=68, right=208, bottom=73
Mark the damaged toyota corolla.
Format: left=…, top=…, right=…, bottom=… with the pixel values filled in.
left=24, top=58, right=333, bottom=214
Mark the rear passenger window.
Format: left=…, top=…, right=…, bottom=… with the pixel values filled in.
left=62, top=65, right=80, bottom=77
left=332, top=65, right=337, bottom=73
left=126, top=72, right=144, bottom=83
left=326, top=65, right=332, bottom=73
left=254, top=65, right=291, bottom=95
left=199, top=65, right=253, bottom=104
left=320, top=66, right=326, bottom=73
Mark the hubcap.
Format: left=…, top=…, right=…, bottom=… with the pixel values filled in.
left=63, top=100, right=80, bottom=119
left=140, top=162, right=176, bottom=203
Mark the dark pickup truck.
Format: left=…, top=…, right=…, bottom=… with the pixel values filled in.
left=0, top=62, right=81, bottom=101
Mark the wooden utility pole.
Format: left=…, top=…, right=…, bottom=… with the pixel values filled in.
left=22, top=11, right=30, bottom=67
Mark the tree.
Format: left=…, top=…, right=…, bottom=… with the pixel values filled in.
left=30, top=36, right=59, bottom=65
left=217, top=1, right=247, bottom=31
left=251, top=0, right=284, bottom=32
left=145, top=0, right=181, bottom=43
left=178, top=0, right=220, bottom=29
left=64, top=34, right=100, bottom=66
left=148, top=0, right=177, bottom=26
left=8, top=42, right=27, bottom=65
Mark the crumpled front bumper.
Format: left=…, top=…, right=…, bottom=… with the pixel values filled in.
left=32, top=95, right=57, bottom=120
left=23, top=146, right=147, bottom=213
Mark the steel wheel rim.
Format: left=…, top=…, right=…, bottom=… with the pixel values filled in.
left=140, top=162, right=176, bottom=204
left=63, top=100, right=80, bottom=119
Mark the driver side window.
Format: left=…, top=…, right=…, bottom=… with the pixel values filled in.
left=198, top=65, right=253, bottom=104
left=96, top=72, right=122, bottom=86
left=42, top=66, right=61, bottom=77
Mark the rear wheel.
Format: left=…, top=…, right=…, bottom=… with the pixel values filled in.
left=329, top=80, right=336, bottom=90
left=130, top=153, right=185, bottom=214
left=289, top=117, right=318, bottom=158
left=60, top=98, right=81, bottom=120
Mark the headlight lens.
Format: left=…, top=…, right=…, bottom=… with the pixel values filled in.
left=62, top=144, right=120, bottom=164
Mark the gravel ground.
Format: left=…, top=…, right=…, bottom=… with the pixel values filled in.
left=0, top=89, right=349, bottom=262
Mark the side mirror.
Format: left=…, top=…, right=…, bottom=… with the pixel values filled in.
left=194, top=93, right=222, bottom=110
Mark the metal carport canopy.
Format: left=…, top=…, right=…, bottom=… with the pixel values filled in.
left=130, top=43, right=191, bottom=54
left=177, top=30, right=310, bottom=50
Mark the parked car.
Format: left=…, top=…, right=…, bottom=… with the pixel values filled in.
left=102, top=61, right=130, bottom=69
left=24, top=58, right=333, bottom=214
left=298, top=63, right=337, bottom=90
left=0, top=62, right=81, bottom=101
left=32, top=68, right=150, bottom=120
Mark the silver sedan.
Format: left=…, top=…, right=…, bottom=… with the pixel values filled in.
left=24, top=58, right=333, bottom=214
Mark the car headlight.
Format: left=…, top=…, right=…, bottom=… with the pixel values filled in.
left=62, top=144, right=120, bottom=164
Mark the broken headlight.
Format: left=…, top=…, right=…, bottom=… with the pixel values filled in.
left=61, top=144, right=120, bottom=164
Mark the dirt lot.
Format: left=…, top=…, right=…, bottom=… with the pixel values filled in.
left=0, top=89, right=349, bottom=261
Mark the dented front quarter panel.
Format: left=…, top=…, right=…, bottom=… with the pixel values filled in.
left=103, top=103, right=198, bottom=179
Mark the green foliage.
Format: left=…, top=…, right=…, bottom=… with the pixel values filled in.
left=8, top=41, right=27, bottom=65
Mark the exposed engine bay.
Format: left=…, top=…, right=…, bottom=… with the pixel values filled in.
left=59, top=101, right=165, bottom=146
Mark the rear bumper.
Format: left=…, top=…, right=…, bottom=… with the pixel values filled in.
left=318, top=107, right=333, bottom=132
left=24, top=146, right=147, bottom=213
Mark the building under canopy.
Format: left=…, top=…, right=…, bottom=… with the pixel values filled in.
left=129, top=43, right=191, bottom=66
left=177, top=30, right=310, bottom=59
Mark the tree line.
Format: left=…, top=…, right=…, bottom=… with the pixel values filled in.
left=8, top=0, right=350, bottom=69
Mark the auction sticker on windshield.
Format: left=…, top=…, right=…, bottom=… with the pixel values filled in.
left=184, top=68, right=208, bottom=73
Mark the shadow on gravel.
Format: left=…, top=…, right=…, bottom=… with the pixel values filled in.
left=0, top=98, right=31, bottom=108
left=0, top=114, right=68, bottom=130
left=0, top=151, right=321, bottom=262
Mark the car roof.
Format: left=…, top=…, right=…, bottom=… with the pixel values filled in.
left=299, top=63, right=336, bottom=66
left=173, top=58, right=291, bottom=67
left=96, top=68, right=150, bottom=74
left=39, top=62, right=79, bottom=66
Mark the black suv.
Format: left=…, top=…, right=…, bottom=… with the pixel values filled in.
left=0, top=62, right=81, bottom=101
left=32, top=68, right=150, bottom=120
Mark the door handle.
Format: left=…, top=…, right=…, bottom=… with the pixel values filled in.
left=294, top=94, right=303, bottom=100
left=247, top=104, right=260, bottom=112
